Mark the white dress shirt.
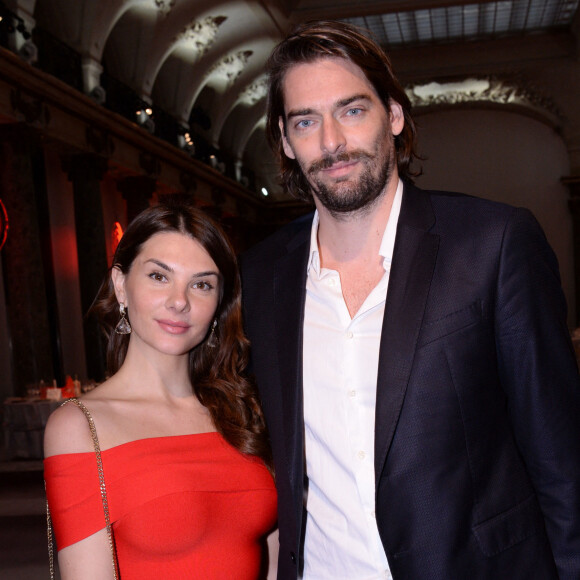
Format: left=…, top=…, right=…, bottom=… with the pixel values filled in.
left=302, top=180, right=403, bottom=580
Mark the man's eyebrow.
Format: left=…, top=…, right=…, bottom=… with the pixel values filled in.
left=336, top=94, right=373, bottom=108
left=286, top=94, right=373, bottom=120
left=287, top=108, right=313, bottom=120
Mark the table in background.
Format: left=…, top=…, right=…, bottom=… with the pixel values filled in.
left=2, top=399, right=61, bottom=460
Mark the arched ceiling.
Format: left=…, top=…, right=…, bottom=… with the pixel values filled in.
left=1, top=0, right=579, bottom=201
left=2, top=0, right=287, bottom=197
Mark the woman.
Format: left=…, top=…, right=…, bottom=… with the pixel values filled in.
left=44, top=198, right=277, bottom=579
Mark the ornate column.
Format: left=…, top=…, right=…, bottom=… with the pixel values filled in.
left=116, top=175, right=155, bottom=224
left=62, top=154, right=109, bottom=381
left=565, top=176, right=580, bottom=327
left=82, top=56, right=106, bottom=104
left=0, top=124, right=58, bottom=395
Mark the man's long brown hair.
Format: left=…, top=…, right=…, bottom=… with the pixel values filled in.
left=266, top=20, right=420, bottom=202
left=90, top=197, right=272, bottom=469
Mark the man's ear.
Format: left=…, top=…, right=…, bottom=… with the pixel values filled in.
left=389, top=101, right=405, bottom=137
left=111, top=266, right=127, bottom=306
left=279, top=117, right=296, bottom=160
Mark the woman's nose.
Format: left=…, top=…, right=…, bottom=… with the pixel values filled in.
left=166, top=286, right=190, bottom=311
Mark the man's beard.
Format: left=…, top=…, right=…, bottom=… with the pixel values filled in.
left=306, top=143, right=394, bottom=217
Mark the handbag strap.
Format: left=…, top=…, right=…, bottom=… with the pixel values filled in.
left=46, top=397, right=119, bottom=579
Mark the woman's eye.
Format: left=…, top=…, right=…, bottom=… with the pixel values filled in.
left=192, top=281, right=213, bottom=291
left=149, top=272, right=166, bottom=282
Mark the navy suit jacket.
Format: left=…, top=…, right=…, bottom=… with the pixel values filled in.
left=240, top=183, right=580, bottom=580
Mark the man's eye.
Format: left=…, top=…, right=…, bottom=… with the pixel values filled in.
left=296, top=119, right=312, bottom=129
left=347, top=107, right=362, bottom=116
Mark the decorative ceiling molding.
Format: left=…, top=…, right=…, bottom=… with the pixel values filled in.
left=210, top=50, right=253, bottom=85
left=154, top=0, right=176, bottom=16
left=175, top=15, right=228, bottom=57
left=238, top=76, right=268, bottom=106
left=407, top=76, right=562, bottom=122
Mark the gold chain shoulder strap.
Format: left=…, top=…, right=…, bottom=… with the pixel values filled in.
left=46, top=397, right=120, bottom=579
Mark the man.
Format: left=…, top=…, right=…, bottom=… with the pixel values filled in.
left=241, top=20, right=580, bottom=580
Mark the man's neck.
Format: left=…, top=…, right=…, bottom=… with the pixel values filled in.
left=316, top=177, right=399, bottom=271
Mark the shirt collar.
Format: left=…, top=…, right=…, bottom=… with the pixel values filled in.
left=307, top=178, right=404, bottom=277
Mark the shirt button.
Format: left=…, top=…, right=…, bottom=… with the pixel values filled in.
left=328, top=278, right=336, bottom=286
left=357, top=450, right=366, bottom=460
left=346, top=331, right=354, bottom=339
left=348, top=389, right=356, bottom=398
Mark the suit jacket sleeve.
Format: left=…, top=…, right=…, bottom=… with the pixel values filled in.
left=494, top=207, right=580, bottom=577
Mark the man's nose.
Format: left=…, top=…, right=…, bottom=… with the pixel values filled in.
left=320, top=118, right=346, bottom=155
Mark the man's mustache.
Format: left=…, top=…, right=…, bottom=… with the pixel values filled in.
left=308, top=150, right=372, bottom=174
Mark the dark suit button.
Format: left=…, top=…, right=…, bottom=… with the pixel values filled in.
left=290, top=552, right=296, bottom=564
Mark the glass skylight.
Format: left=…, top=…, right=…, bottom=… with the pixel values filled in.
left=342, top=0, right=579, bottom=48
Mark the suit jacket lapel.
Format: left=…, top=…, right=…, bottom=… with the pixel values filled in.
left=375, top=184, right=439, bottom=484
left=273, top=219, right=311, bottom=503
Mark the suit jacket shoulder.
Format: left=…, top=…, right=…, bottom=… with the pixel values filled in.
left=241, top=211, right=314, bottom=270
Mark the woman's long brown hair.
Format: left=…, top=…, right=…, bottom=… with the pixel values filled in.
left=90, top=196, right=272, bottom=469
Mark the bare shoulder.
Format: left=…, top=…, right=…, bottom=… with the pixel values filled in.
left=44, top=376, right=121, bottom=457
left=43, top=400, right=95, bottom=458
left=46, top=376, right=139, bottom=454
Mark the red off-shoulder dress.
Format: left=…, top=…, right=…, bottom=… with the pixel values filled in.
left=44, top=432, right=277, bottom=579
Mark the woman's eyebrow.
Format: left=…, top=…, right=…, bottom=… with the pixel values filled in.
left=144, top=258, right=172, bottom=272
left=191, top=271, right=220, bottom=278
left=144, top=259, right=219, bottom=279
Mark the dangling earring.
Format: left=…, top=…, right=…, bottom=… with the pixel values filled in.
left=115, top=302, right=132, bottom=335
left=207, top=319, right=218, bottom=348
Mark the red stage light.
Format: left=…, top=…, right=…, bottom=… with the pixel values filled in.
left=0, top=199, right=8, bottom=251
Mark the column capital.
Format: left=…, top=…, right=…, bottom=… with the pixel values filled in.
left=0, top=123, right=39, bottom=155
left=116, top=175, right=155, bottom=223
left=61, top=153, right=108, bottom=183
